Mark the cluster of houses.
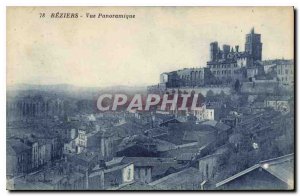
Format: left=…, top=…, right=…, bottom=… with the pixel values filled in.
left=7, top=89, right=294, bottom=190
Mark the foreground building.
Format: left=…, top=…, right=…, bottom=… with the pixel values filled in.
left=215, top=154, right=294, bottom=190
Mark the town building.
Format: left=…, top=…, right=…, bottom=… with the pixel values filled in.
left=275, top=60, right=293, bottom=86
left=195, top=153, right=224, bottom=182
left=75, top=126, right=114, bottom=161
left=159, top=67, right=215, bottom=88
left=264, top=96, right=291, bottom=113
left=262, top=59, right=294, bottom=86
left=104, top=162, right=134, bottom=189
left=192, top=104, right=219, bottom=121
left=215, top=154, right=294, bottom=190
left=7, top=139, right=32, bottom=177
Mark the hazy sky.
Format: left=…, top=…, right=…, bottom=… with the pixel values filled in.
left=7, top=7, right=294, bottom=87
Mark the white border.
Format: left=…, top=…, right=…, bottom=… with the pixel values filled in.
left=1, top=0, right=299, bottom=195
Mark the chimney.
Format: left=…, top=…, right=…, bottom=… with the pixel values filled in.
left=235, top=45, right=239, bottom=52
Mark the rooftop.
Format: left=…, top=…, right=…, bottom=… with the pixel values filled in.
left=7, top=139, right=31, bottom=155
left=149, top=167, right=202, bottom=189
left=216, top=153, right=294, bottom=188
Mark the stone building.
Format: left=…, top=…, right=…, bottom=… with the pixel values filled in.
left=262, top=59, right=294, bottom=86
left=104, top=163, right=134, bottom=189
left=149, top=28, right=294, bottom=94
left=76, top=126, right=114, bottom=161
left=196, top=153, right=224, bottom=182
left=264, top=96, right=291, bottom=113
left=245, top=28, right=263, bottom=61
left=150, top=28, right=265, bottom=92
left=207, top=28, right=263, bottom=83
left=7, top=139, right=32, bottom=177
left=159, top=67, right=214, bottom=88
left=192, top=104, right=218, bottom=121
left=275, top=60, right=293, bottom=86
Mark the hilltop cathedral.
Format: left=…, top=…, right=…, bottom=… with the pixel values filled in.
left=154, top=28, right=265, bottom=89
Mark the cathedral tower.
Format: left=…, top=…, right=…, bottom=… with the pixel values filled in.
left=245, top=28, right=263, bottom=61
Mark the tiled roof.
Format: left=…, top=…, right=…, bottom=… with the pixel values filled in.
left=7, top=139, right=31, bottom=155
left=216, top=153, right=294, bottom=188
left=149, top=167, right=202, bottom=188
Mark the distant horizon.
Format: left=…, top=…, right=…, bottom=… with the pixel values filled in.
left=7, top=82, right=150, bottom=89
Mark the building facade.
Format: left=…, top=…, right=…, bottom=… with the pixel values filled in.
left=159, top=67, right=214, bottom=88
left=207, top=28, right=263, bottom=83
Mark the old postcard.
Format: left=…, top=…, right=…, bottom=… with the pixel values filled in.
left=6, top=7, right=294, bottom=190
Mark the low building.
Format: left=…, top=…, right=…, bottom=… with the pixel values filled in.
left=275, top=60, right=294, bottom=86
left=196, top=153, right=224, bottom=182
left=24, top=137, right=47, bottom=171
left=106, top=157, right=152, bottom=184
left=88, top=165, right=105, bottom=190
left=121, top=157, right=180, bottom=183
left=264, top=96, right=291, bottom=113
left=215, top=154, right=294, bottom=190
left=7, top=139, right=31, bottom=177
left=76, top=128, right=114, bottom=160
left=263, top=59, right=294, bottom=86
left=104, top=163, right=134, bottom=189
left=67, top=151, right=104, bottom=189
left=159, top=67, right=215, bottom=88
left=192, top=104, right=219, bottom=121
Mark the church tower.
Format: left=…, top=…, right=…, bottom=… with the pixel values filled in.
left=245, top=28, right=263, bottom=61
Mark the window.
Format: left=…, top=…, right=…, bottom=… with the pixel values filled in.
left=127, top=168, right=132, bottom=181
left=206, top=164, right=209, bottom=178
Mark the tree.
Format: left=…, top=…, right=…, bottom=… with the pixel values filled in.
left=219, top=90, right=226, bottom=98
left=206, top=90, right=214, bottom=98
left=234, top=79, right=241, bottom=93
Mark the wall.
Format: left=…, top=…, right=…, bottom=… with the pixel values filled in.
left=241, top=80, right=278, bottom=94
left=135, top=167, right=152, bottom=183
left=165, top=87, right=231, bottom=96
left=198, top=155, right=219, bottom=181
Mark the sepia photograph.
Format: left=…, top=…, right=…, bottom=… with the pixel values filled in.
left=6, top=6, right=295, bottom=191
